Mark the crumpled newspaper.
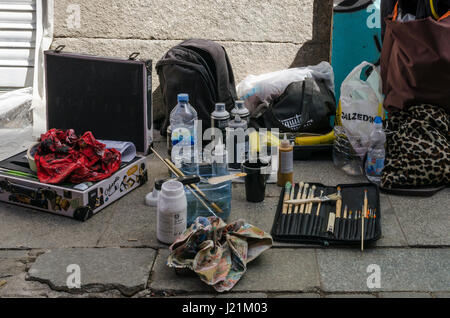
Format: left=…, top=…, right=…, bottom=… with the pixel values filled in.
left=167, top=217, right=273, bottom=292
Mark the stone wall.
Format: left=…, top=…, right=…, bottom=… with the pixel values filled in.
left=52, top=0, right=333, bottom=124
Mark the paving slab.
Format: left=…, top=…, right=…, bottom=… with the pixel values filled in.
left=216, top=293, right=268, bottom=298
left=316, top=248, right=450, bottom=293
left=325, top=293, right=377, bottom=298
left=0, top=203, right=110, bottom=249
left=0, top=258, right=26, bottom=279
left=0, top=250, right=29, bottom=259
left=379, top=292, right=432, bottom=298
left=0, top=272, right=55, bottom=298
left=150, top=249, right=320, bottom=294
left=433, top=292, right=450, bottom=298
left=388, top=190, right=450, bottom=246
left=292, top=160, right=366, bottom=185
left=271, top=293, right=320, bottom=298
left=28, top=248, right=156, bottom=296
left=375, top=194, right=408, bottom=247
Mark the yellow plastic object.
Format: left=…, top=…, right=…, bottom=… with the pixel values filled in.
left=249, top=131, right=281, bottom=153
left=295, top=130, right=335, bottom=146
left=249, top=131, right=260, bottom=154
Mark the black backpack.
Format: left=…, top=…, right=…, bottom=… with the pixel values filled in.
left=252, top=78, right=336, bottom=135
left=156, top=39, right=238, bottom=135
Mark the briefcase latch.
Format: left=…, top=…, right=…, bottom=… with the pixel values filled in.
left=128, top=52, right=140, bottom=60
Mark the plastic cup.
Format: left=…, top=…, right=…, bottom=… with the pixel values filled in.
left=242, top=159, right=270, bottom=203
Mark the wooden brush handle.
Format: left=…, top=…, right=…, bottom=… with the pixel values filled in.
left=282, top=188, right=291, bottom=214
left=165, top=159, right=223, bottom=214
left=336, top=198, right=342, bottom=218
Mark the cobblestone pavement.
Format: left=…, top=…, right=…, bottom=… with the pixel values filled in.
left=0, top=139, right=449, bottom=298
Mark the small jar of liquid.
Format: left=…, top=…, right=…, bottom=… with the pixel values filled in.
left=277, top=134, right=294, bottom=187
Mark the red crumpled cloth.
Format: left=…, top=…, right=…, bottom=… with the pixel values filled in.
left=35, top=129, right=121, bottom=184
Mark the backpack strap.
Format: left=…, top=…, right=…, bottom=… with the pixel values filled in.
left=392, top=1, right=399, bottom=20
left=438, top=10, right=450, bottom=20
left=393, top=0, right=450, bottom=21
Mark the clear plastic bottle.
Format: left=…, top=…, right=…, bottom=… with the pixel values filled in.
left=365, top=116, right=386, bottom=184
left=170, top=93, right=199, bottom=175
left=212, top=139, right=228, bottom=177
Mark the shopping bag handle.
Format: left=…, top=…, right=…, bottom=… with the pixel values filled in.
left=393, top=0, right=450, bottom=21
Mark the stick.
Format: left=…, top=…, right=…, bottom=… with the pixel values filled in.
left=165, top=159, right=223, bottom=214
left=150, top=147, right=218, bottom=216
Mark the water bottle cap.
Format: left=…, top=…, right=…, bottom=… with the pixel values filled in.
left=177, top=94, right=189, bottom=103
left=375, top=116, right=383, bottom=124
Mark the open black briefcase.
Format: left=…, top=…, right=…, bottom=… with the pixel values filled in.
left=45, top=46, right=153, bottom=154
left=0, top=48, right=153, bottom=221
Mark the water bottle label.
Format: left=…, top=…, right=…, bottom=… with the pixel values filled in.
left=172, top=127, right=194, bottom=146
left=366, top=156, right=385, bottom=177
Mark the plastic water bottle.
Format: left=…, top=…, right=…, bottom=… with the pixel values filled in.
left=170, top=94, right=199, bottom=175
left=365, top=116, right=386, bottom=184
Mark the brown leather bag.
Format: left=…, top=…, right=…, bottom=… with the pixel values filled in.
left=381, top=2, right=450, bottom=113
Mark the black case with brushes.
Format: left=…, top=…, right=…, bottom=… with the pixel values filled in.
left=271, top=183, right=382, bottom=247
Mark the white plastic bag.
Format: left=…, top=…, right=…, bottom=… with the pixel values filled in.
left=337, top=62, right=383, bottom=157
left=0, top=87, right=33, bottom=128
left=237, top=61, right=335, bottom=116
left=0, top=88, right=35, bottom=161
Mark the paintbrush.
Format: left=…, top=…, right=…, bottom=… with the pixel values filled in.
left=336, top=187, right=342, bottom=218
left=281, top=182, right=292, bottom=234
left=282, top=182, right=292, bottom=215
left=150, top=147, right=218, bottom=217
left=306, top=186, right=316, bottom=214
left=0, top=167, right=38, bottom=179
left=294, top=182, right=304, bottom=214
left=291, top=182, right=304, bottom=235
left=286, top=192, right=341, bottom=205
left=362, top=190, right=368, bottom=252
left=299, top=183, right=309, bottom=214
left=165, top=159, right=223, bottom=214
left=207, top=173, right=247, bottom=185
left=316, top=190, right=324, bottom=216
left=288, top=184, right=296, bottom=214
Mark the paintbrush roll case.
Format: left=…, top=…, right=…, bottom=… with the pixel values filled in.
left=271, top=183, right=381, bottom=247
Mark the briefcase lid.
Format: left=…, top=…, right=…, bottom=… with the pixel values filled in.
left=45, top=49, right=152, bottom=153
